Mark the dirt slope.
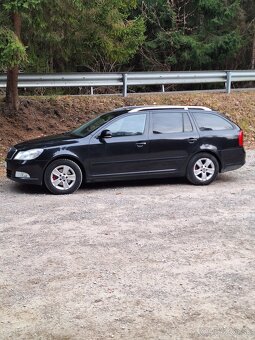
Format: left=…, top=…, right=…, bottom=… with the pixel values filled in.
left=0, top=92, right=255, bottom=162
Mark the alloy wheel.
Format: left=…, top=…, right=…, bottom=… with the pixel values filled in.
left=50, top=165, right=77, bottom=191
left=193, top=158, right=215, bottom=182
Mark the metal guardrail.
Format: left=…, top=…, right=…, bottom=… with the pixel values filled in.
left=0, top=70, right=255, bottom=96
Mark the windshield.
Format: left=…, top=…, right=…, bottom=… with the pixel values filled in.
left=71, top=110, right=126, bottom=137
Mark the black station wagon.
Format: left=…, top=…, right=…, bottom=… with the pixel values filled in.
left=6, top=106, right=245, bottom=194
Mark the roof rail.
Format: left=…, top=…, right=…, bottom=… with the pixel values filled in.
left=128, top=105, right=212, bottom=112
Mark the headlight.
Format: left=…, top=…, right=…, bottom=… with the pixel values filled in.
left=14, top=148, right=44, bottom=160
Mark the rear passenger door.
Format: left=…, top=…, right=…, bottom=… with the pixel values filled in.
left=148, top=110, right=199, bottom=175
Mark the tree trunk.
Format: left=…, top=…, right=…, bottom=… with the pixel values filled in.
left=6, top=12, right=22, bottom=112
left=6, top=68, right=19, bottom=111
left=252, top=30, right=255, bottom=69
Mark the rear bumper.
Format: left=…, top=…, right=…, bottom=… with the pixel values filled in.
left=220, top=148, right=246, bottom=173
left=6, top=159, right=48, bottom=185
left=221, top=162, right=245, bottom=173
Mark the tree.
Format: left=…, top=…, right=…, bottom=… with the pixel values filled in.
left=0, top=0, right=145, bottom=108
left=21, top=0, right=145, bottom=72
left=240, top=0, right=255, bottom=69
left=82, top=0, right=145, bottom=71
left=0, top=28, right=27, bottom=73
left=0, top=0, right=41, bottom=111
left=134, top=0, right=243, bottom=71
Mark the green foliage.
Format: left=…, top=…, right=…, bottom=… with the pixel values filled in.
left=98, top=19, right=145, bottom=63
left=0, top=0, right=254, bottom=74
left=20, top=0, right=145, bottom=72
left=137, top=0, right=243, bottom=70
left=2, top=0, right=41, bottom=13
left=0, top=28, right=27, bottom=70
left=89, top=0, right=145, bottom=64
left=2, top=0, right=41, bottom=11
left=21, top=0, right=80, bottom=72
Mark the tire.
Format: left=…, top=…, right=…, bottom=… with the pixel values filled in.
left=44, top=159, right=83, bottom=195
left=186, top=153, right=219, bottom=185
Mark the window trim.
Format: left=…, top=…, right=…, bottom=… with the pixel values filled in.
left=183, top=112, right=194, bottom=133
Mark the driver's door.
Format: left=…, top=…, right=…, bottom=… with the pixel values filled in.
left=88, top=112, right=150, bottom=178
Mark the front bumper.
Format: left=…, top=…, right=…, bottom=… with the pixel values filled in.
left=6, top=159, right=48, bottom=185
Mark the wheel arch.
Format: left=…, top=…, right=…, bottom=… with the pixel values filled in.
left=187, top=150, right=222, bottom=173
left=43, top=155, right=87, bottom=183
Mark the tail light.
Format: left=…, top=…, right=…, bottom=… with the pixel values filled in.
left=238, top=131, right=244, bottom=147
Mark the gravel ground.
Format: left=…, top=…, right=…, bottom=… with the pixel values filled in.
left=0, top=151, right=255, bottom=340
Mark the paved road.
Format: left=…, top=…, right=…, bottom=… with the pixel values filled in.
left=0, top=151, right=255, bottom=339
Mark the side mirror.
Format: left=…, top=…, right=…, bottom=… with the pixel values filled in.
left=99, top=129, right=112, bottom=139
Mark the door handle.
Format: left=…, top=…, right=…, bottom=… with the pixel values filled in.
left=136, top=142, right=147, bottom=148
left=188, top=138, right=198, bottom=144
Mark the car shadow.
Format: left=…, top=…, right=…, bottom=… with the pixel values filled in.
left=6, top=177, right=188, bottom=195
left=81, top=177, right=188, bottom=191
left=7, top=182, right=48, bottom=195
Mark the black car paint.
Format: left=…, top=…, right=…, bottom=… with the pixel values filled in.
left=6, top=109, right=245, bottom=186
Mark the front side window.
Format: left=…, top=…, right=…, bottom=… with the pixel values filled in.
left=106, top=114, right=147, bottom=137
left=193, top=112, right=233, bottom=131
left=72, top=110, right=126, bottom=137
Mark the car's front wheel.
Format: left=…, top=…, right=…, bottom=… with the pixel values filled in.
left=44, top=159, right=83, bottom=194
left=186, top=153, right=219, bottom=185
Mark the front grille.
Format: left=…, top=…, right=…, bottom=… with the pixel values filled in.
left=6, top=147, right=17, bottom=160
left=6, top=169, right=12, bottom=178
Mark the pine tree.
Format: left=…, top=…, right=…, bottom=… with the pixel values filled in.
left=0, top=0, right=41, bottom=111
left=135, top=0, right=243, bottom=71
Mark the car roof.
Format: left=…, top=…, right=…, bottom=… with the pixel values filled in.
left=115, top=105, right=212, bottom=112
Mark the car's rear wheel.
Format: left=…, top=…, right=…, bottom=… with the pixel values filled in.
left=186, top=153, right=219, bottom=185
left=44, top=159, right=82, bottom=194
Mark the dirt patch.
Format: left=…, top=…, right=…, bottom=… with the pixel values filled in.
left=0, top=92, right=255, bottom=163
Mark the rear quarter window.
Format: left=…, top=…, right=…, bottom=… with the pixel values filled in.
left=193, top=112, right=233, bottom=131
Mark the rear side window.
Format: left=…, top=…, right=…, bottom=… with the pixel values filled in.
left=152, top=112, right=192, bottom=134
left=193, top=112, right=233, bottom=131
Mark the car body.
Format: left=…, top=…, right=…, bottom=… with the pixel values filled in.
left=6, top=105, right=245, bottom=194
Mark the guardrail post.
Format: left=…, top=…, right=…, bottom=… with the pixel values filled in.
left=161, top=85, right=165, bottom=93
left=122, top=73, right=128, bottom=97
left=90, top=86, right=94, bottom=95
left=226, top=71, right=232, bottom=94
